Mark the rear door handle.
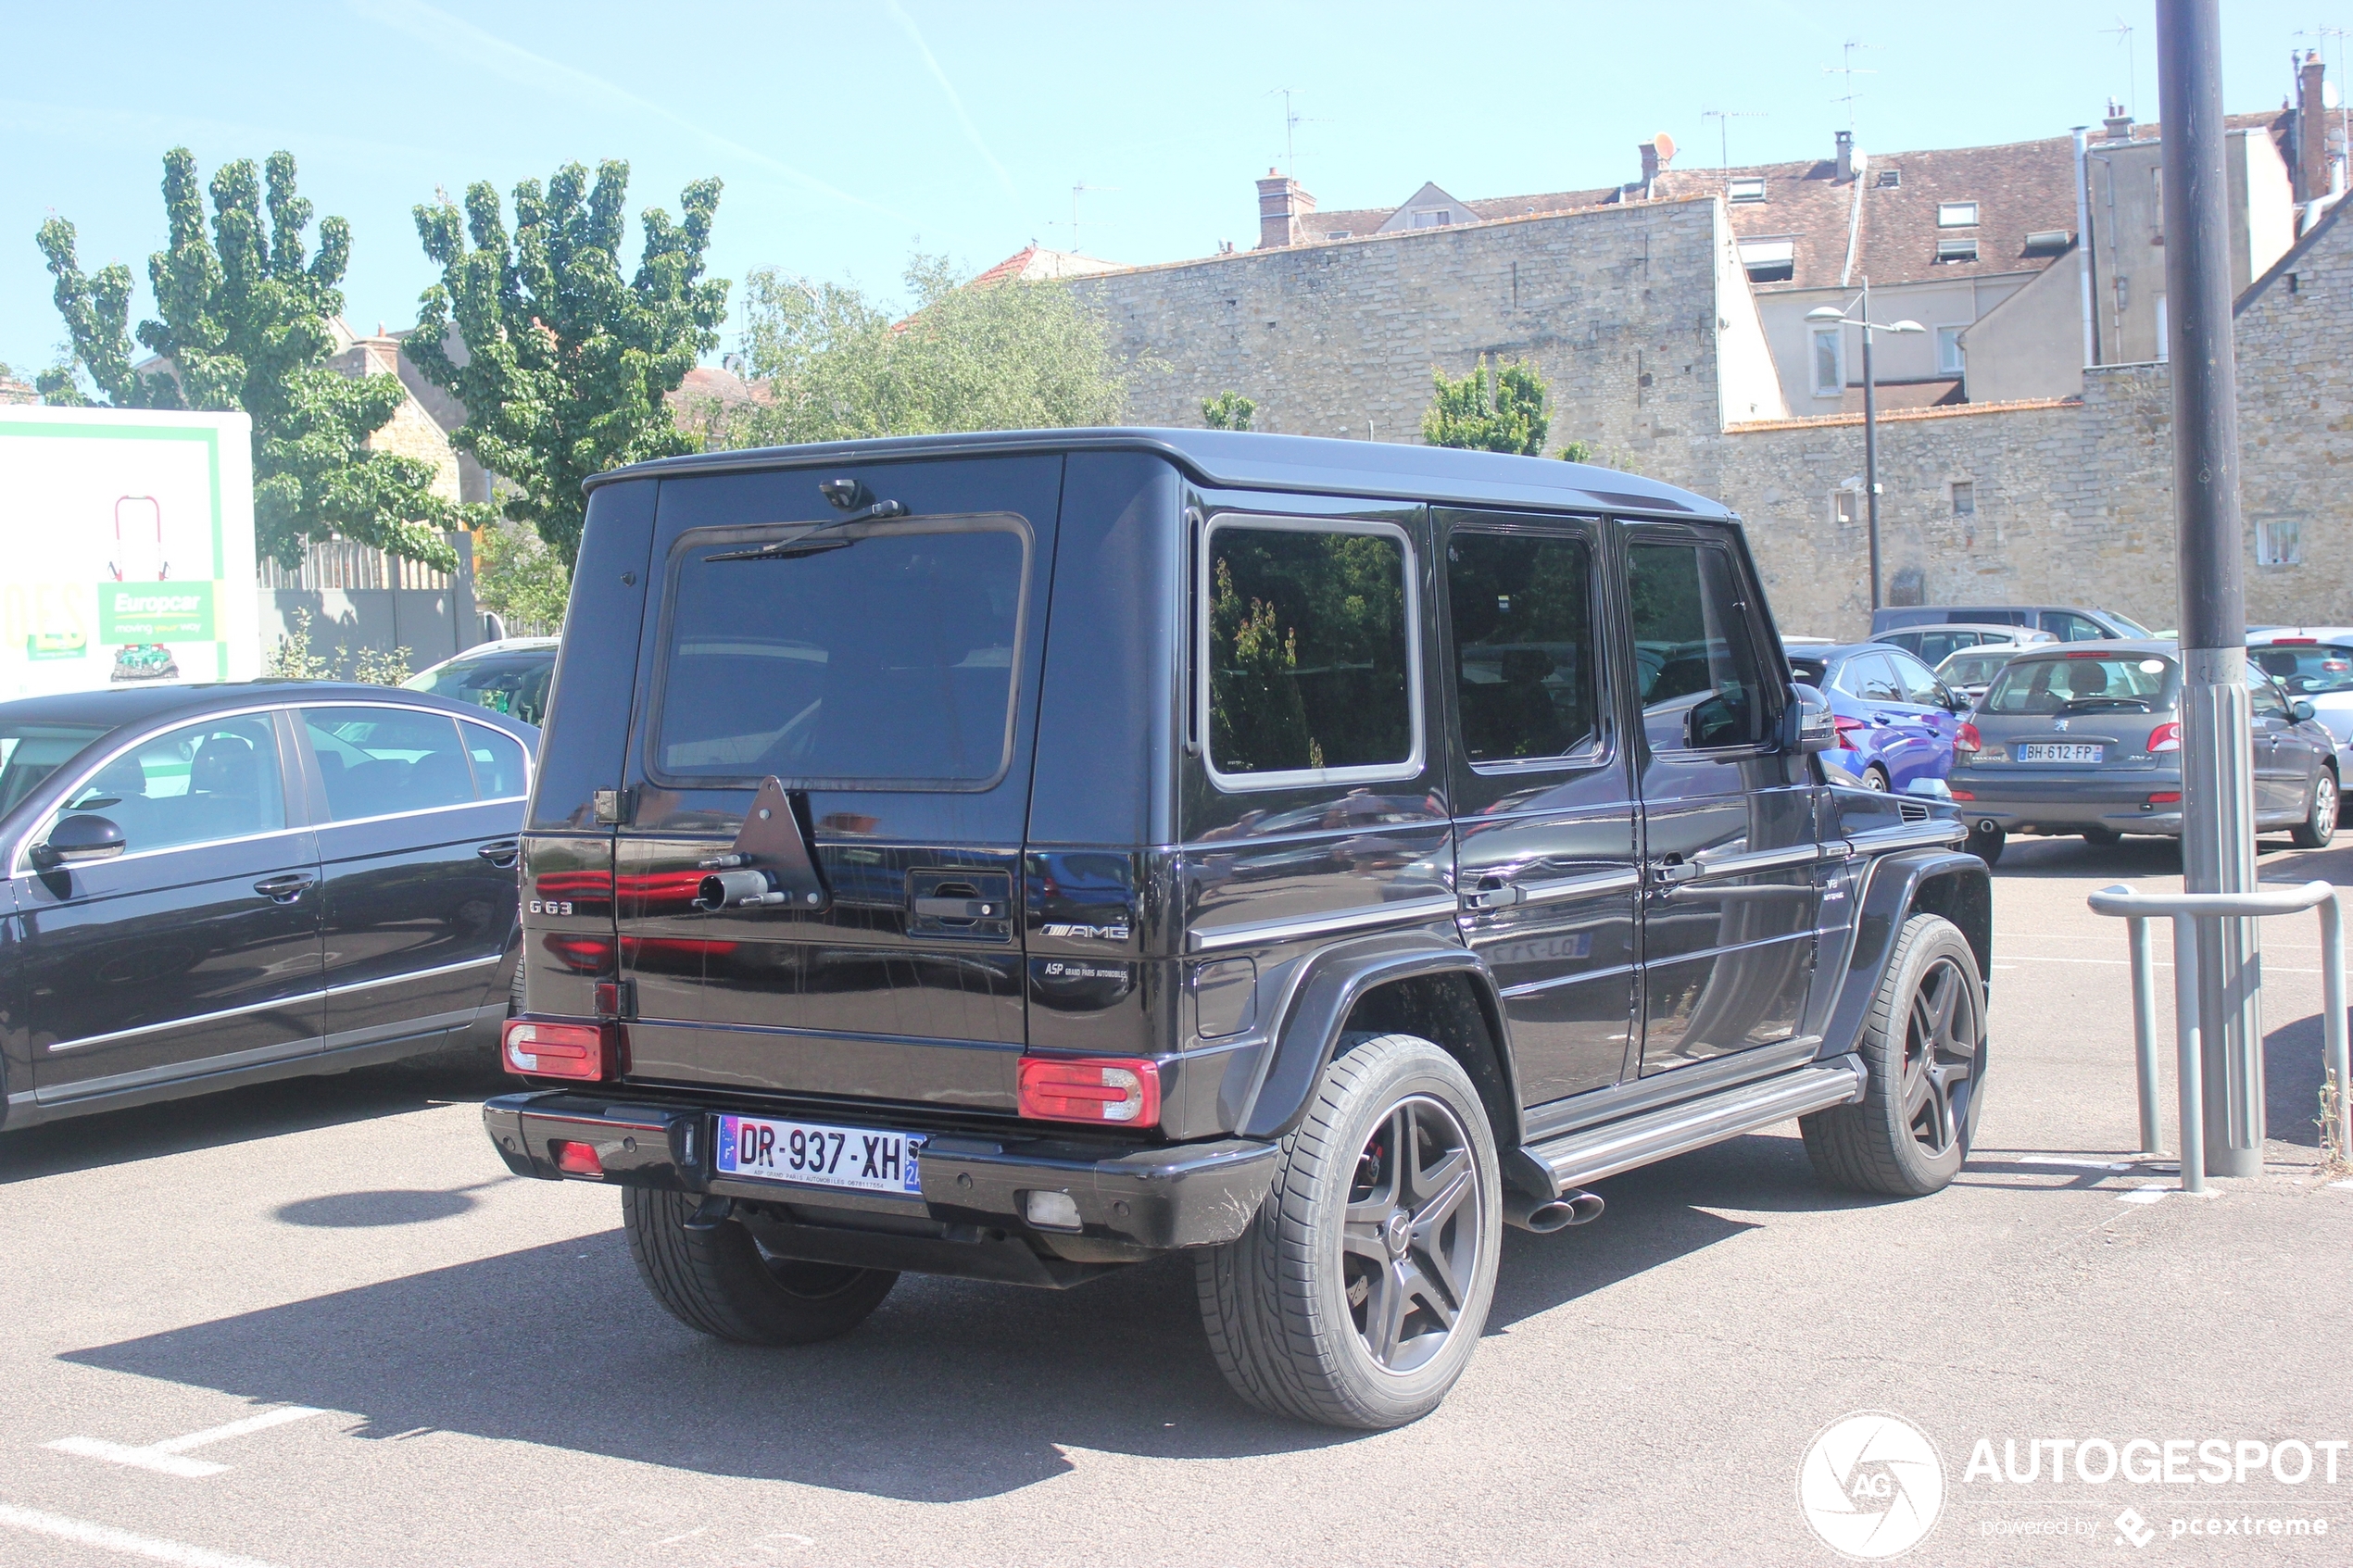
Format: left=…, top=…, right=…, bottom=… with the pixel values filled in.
left=478, top=839, right=521, bottom=868
left=912, top=897, right=1001, bottom=919
left=1462, top=876, right=1524, bottom=910
left=253, top=872, right=317, bottom=904
left=1647, top=859, right=1701, bottom=887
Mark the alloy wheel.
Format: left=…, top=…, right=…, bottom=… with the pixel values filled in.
left=1862, top=766, right=1890, bottom=792
left=2317, top=774, right=2337, bottom=835
left=1340, top=1096, right=1483, bottom=1375
left=1901, top=956, right=1979, bottom=1157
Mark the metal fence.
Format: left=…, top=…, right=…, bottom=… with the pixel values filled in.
left=256, top=531, right=487, bottom=678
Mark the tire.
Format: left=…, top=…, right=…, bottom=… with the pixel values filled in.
left=2080, top=824, right=2122, bottom=846
left=1861, top=764, right=1891, bottom=792
left=1965, top=823, right=2005, bottom=866
left=1801, top=913, right=1985, bottom=1198
left=2292, top=768, right=2338, bottom=849
left=1196, top=1032, right=1502, bottom=1430
left=509, top=958, right=526, bottom=1016
left=622, top=1187, right=897, bottom=1346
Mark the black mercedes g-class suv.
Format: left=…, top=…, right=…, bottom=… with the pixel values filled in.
left=485, top=430, right=1989, bottom=1429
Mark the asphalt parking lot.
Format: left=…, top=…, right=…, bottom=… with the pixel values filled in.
left=2, top=834, right=2349, bottom=1568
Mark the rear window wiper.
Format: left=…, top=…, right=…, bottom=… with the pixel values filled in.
left=707, top=479, right=907, bottom=563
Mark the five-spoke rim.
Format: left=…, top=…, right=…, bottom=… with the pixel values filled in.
left=1340, top=1095, right=1482, bottom=1374
left=1902, top=955, right=1980, bottom=1158
left=2315, top=773, right=2336, bottom=833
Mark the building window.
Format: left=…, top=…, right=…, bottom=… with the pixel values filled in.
left=1728, top=177, right=1768, bottom=203
left=1410, top=209, right=1453, bottom=228
left=1736, top=237, right=1795, bottom=282
left=2257, top=520, right=2301, bottom=566
left=1937, top=201, right=1980, bottom=228
left=1832, top=489, right=1862, bottom=526
left=1936, top=236, right=1979, bottom=262
left=1936, top=326, right=1967, bottom=375
left=2023, top=229, right=2072, bottom=254
left=1325, top=231, right=1352, bottom=240
left=2156, top=295, right=2169, bottom=361
left=1875, top=168, right=1902, bottom=188
left=1811, top=327, right=1845, bottom=397
left=1951, top=482, right=1976, bottom=516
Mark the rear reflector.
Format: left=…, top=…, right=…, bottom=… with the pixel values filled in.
left=1949, top=789, right=1976, bottom=801
left=502, top=1018, right=623, bottom=1082
left=550, top=1140, right=604, bottom=1177
left=1018, top=1056, right=1162, bottom=1126
left=2148, top=791, right=2183, bottom=805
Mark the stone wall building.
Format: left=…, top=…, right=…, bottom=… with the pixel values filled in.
left=1063, top=74, right=2353, bottom=640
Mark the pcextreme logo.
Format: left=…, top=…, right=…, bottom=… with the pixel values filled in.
left=1798, top=1411, right=1946, bottom=1560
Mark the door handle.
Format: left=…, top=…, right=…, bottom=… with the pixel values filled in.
left=478, top=839, right=522, bottom=868
left=253, top=872, right=317, bottom=904
left=912, top=896, right=1001, bottom=920
left=1462, top=876, right=1524, bottom=911
left=1647, top=859, right=1701, bottom=887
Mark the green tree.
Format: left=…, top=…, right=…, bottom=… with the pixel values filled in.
left=1421, top=355, right=1549, bottom=456
left=36, top=148, right=472, bottom=569
left=411, top=161, right=727, bottom=565
left=1557, top=438, right=1594, bottom=463
left=1202, top=389, right=1255, bottom=431
left=472, top=521, right=573, bottom=629
left=709, top=252, right=1127, bottom=447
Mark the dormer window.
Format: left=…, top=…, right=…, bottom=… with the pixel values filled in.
left=2023, top=229, right=2071, bottom=255
left=1875, top=168, right=1902, bottom=188
left=1937, top=201, right=1980, bottom=228
left=1737, top=237, right=1797, bottom=282
left=1728, top=177, right=1768, bottom=204
left=1936, top=235, right=1980, bottom=262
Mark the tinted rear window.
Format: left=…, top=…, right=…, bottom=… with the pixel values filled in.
left=652, top=517, right=1028, bottom=788
left=1789, top=657, right=1829, bottom=687
left=1984, top=655, right=2177, bottom=714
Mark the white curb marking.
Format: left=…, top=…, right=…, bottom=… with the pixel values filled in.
left=0, top=1502, right=287, bottom=1567
left=46, top=1406, right=326, bottom=1478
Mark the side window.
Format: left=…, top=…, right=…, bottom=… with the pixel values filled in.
left=1845, top=654, right=1903, bottom=701
left=1889, top=651, right=1944, bottom=706
left=1205, top=520, right=1417, bottom=781
left=1914, top=631, right=1959, bottom=666
left=2246, top=671, right=2290, bottom=720
left=2042, top=611, right=2104, bottom=642
left=49, top=714, right=285, bottom=854
left=1447, top=531, right=1601, bottom=765
left=1627, top=540, right=1771, bottom=750
left=462, top=722, right=530, bottom=799
left=303, top=707, right=475, bottom=821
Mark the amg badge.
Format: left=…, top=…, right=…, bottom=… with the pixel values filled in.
left=1041, top=922, right=1130, bottom=941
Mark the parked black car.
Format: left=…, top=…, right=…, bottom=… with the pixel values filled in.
left=0, top=683, right=534, bottom=1128
left=484, top=431, right=1991, bottom=1429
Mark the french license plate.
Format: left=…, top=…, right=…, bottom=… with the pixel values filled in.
left=714, top=1113, right=925, bottom=1197
left=2018, top=743, right=2105, bottom=763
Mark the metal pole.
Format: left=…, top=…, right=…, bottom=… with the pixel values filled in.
left=2158, top=0, right=2263, bottom=1179
left=1862, top=278, right=1881, bottom=611
left=2324, top=893, right=2350, bottom=1160
left=2072, top=127, right=2098, bottom=370
left=2128, top=915, right=2162, bottom=1153
left=2172, top=914, right=2206, bottom=1193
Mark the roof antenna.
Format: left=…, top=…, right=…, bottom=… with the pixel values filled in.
left=2102, top=16, right=2137, bottom=121
left=1702, top=108, right=1767, bottom=169
left=1822, top=40, right=1880, bottom=134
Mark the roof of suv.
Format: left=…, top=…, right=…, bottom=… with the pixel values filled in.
left=585, top=428, right=1734, bottom=521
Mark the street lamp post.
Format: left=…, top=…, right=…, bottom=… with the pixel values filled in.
left=1809, top=286, right=1924, bottom=615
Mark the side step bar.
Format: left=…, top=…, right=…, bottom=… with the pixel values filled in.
left=1516, top=1056, right=1867, bottom=1196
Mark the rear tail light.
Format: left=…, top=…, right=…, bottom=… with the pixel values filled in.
left=550, top=1139, right=605, bottom=1177
left=1953, top=721, right=1982, bottom=759
left=502, top=1018, right=625, bottom=1082
left=2147, top=721, right=2182, bottom=754
left=2148, top=791, right=2183, bottom=805
left=1831, top=714, right=1867, bottom=746
left=1018, top=1056, right=1162, bottom=1126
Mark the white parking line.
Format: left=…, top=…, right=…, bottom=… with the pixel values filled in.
left=1994, top=953, right=2325, bottom=975
left=47, top=1406, right=326, bottom=1478
left=0, top=1502, right=286, bottom=1567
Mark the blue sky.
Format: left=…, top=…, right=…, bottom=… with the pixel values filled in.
left=3, top=1, right=2343, bottom=380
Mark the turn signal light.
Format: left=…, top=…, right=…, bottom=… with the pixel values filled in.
left=1018, top=1056, right=1162, bottom=1126
left=1953, top=721, right=1982, bottom=759
left=2147, top=721, right=2182, bottom=754
left=502, top=1018, right=624, bottom=1082
left=550, top=1139, right=605, bottom=1177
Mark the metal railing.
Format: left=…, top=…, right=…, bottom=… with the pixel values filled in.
left=2085, top=881, right=2349, bottom=1193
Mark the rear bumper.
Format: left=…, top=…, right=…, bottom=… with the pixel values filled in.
left=483, top=1090, right=1277, bottom=1278
left=1947, top=769, right=2182, bottom=835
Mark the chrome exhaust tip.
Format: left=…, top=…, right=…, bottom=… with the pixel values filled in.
left=1504, top=1189, right=1605, bottom=1234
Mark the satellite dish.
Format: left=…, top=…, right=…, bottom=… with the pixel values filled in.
left=1654, top=132, right=1678, bottom=164
left=2327, top=80, right=2342, bottom=110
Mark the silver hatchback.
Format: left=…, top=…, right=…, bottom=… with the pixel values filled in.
left=1946, top=641, right=2339, bottom=863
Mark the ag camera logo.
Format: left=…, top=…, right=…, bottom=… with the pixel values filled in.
left=1798, top=1411, right=1946, bottom=1560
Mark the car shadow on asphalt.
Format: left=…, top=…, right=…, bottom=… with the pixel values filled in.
left=57, top=1130, right=1844, bottom=1498
left=0, top=1057, right=508, bottom=1186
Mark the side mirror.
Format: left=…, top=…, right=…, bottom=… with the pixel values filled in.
left=31, top=813, right=126, bottom=869
left=1782, top=682, right=1835, bottom=753
left=2293, top=698, right=2319, bottom=722
left=1940, top=684, right=1967, bottom=713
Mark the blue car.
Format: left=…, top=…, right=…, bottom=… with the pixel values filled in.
left=1788, top=643, right=1968, bottom=794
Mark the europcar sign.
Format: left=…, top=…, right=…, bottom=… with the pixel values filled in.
left=0, top=408, right=258, bottom=696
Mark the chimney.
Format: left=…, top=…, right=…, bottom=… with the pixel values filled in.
left=1835, top=129, right=1865, bottom=182
left=1255, top=169, right=1315, bottom=249
left=2103, top=98, right=2134, bottom=143
left=2298, top=51, right=2332, bottom=201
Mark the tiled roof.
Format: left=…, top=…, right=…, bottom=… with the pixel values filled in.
left=1309, top=184, right=1623, bottom=240
left=966, top=245, right=1126, bottom=286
